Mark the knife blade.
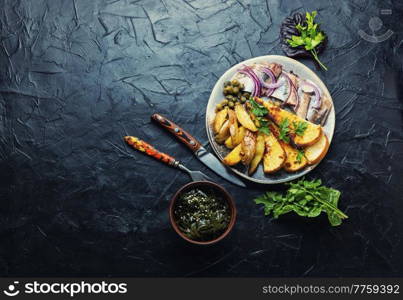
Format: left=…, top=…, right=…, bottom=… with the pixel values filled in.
left=151, top=113, right=246, bottom=187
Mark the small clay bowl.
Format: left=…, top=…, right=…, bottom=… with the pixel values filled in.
left=169, top=181, right=236, bottom=245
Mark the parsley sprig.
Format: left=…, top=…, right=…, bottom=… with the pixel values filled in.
left=293, top=121, right=308, bottom=137
left=254, top=179, right=348, bottom=226
left=278, top=118, right=290, bottom=143
left=296, top=149, right=304, bottom=163
left=287, top=11, right=327, bottom=71
left=249, top=99, right=270, bottom=135
left=250, top=98, right=268, bottom=117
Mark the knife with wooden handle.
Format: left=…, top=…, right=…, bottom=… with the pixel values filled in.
left=151, top=113, right=246, bottom=187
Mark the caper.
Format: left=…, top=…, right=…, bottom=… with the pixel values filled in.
left=224, top=81, right=231, bottom=87
left=226, top=86, right=234, bottom=94
left=243, top=92, right=251, bottom=98
left=232, top=87, right=239, bottom=95
left=231, top=79, right=240, bottom=86
left=216, top=103, right=223, bottom=110
left=228, top=101, right=235, bottom=108
left=221, top=99, right=229, bottom=105
left=225, top=95, right=234, bottom=101
left=241, top=96, right=247, bottom=103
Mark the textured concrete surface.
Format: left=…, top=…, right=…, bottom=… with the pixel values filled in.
left=0, top=0, right=402, bottom=276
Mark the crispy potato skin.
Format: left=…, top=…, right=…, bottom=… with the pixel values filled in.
left=304, top=132, right=329, bottom=165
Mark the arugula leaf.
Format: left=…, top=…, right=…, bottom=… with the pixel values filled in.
left=286, top=11, right=328, bottom=71
left=278, top=118, right=290, bottom=143
left=254, top=178, right=348, bottom=226
left=293, top=121, right=308, bottom=136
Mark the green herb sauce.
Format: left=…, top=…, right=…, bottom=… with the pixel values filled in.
left=174, top=188, right=231, bottom=241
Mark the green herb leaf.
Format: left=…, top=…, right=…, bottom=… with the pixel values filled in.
left=254, top=178, right=347, bottom=226
left=249, top=98, right=268, bottom=117
left=296, top=150, right=304, bottom=163
left=286, top=11, right=328, bottom=71
left=293, top=121, right=308, bottom=136
left=278, top=118, right=290, bottom=143
left=258, top=126, right=270, bottom=135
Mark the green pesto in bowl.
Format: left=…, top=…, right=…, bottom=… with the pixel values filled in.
left=173, top=187, right=231, bottom=242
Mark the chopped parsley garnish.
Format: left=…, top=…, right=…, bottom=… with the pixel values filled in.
left=249, top=98, right=268, bottom=117
left=293, top=121, right=308, bottom=137
left=296, top=149, right=304, bottom=163
left=278, top=118, right=290, bottom=143
left=249, top=99, right=270, bottom=135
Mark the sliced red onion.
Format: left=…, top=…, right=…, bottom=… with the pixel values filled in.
left=302, top=80, right=322, bottom=109
left=282, top=72, right=299, bottom=109
left=260, top=67, right=283, bottom=97
left=238, top=65, right=262, bottom=97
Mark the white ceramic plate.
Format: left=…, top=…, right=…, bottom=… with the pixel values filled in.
left=205, top=55, right=335, bottom=184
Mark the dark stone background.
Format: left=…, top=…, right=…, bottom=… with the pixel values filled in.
left=0, top=0, right=402, bottom=277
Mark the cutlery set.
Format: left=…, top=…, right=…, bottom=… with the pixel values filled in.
left=124, top=113, right=246, bottom=188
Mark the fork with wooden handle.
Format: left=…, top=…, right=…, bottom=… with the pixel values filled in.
left=124, top=136, right=213, bottom=182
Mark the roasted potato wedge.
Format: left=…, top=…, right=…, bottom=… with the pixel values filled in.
left=248, top=133, right=265, bottom=175
left=232, top=126, right=245, bottom=146
left=263, top=133, right=286, bottom=173
left=213, top=107, right=228, bottom=134
left=235, top=104, right=257, bottom=132
left=223, top=143, right=242, bottom=166
left=224, top=136, right=235, bottom=149
left=281, top=142, right=308, bottom=172
left=224, top=126, right=246, bottom=149
left=269, top=123, right=307, bottom=172
left=304, top=132, right=329, bottom=165
left=256, top=98, right=322, bottom=147
left=241, top=130, right=257, bottom=166
left=215, top=120, right=230, bottom=144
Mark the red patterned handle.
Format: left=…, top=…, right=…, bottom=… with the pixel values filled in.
left=124, top=136, right=176, bottom=166
left=151, top=113, right=201, bottom=152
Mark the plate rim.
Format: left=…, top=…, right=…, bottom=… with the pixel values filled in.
left=205, top=55, right=335, bottom=184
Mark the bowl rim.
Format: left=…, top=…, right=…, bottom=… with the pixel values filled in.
left=169, top=181, right=237, bottom=245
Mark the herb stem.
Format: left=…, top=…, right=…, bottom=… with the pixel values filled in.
left=311, top=48, right=328, bottom=71
left=303, top=188, right=348, bottom=219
